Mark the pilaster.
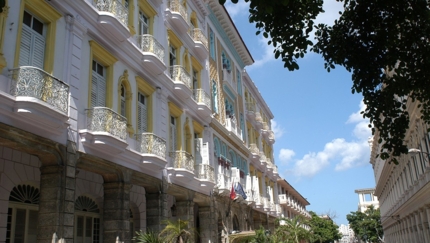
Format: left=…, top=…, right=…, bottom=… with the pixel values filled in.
left=103, top=179, right=132, bottom=243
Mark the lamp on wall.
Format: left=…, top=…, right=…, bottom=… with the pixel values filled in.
left=408, top=148, right=430, bottom=164
left=156, top=86, right=162, bottom=95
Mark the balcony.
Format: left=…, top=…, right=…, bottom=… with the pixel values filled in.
left=194, top=164, right=215, bottom=186
left=92, top=0, right=130, bottom=42
left=168, top=151, right=195, bottom=182
left=226, top=118, right=242, bottom=140
left=135, top=35, right=166, bottom=75
left=80, top=107, right=128, bottom=155
left=246, top=102, right=255, bottom=120
left=259, top=153, right=267, bottom=167
left=189, top=28, right=208, bottom=59
left=249, top=144, right=260, bottom=162
left=134, top=133, right=167, bottom=171
left=217, top=173, right=231, bottom=196
left=4, top=67, right=69, bottom=134
left=170, top=65, right=192, bottom=99
left=222, top=67, right=237, bottom=95
left=165, top=0, right=189, bottom=34
left=267, top=130, right=275, bottom=144
left=279, top=194, right=287, bottom=205
left=255, top=112, right=263, bottom=129
left=193, top=89, right=211, bottom=117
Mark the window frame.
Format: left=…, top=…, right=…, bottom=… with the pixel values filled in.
left=88, top=40, right=118, bottom=108
left=136, top=76, right=155, bottom=133
left=13, top=0, right=61, bottom=73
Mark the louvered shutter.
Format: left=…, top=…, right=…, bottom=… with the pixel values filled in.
left=32, top=34, right=45, bottom=69
left=19, top=25, right=45, bottom=69
left=91, top=71, right=106, bottom=107
left=137, top=93, right=147, bottom=133
left=195, top=138, right=202, bottom=164
left=170, top=117, right=177, bottom=152
left=19, top=26, right=32, bottom=67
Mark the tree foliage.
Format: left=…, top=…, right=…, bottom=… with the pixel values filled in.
left=222, top=0, right=430, bottom=163
left=308, top=212, right=342, bottom=243
left=158, top=219, right=196, bottom=243
left=346, top=205, right=384, bottom=243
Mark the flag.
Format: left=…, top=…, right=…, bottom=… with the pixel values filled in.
left=234, top=182, right=247, bottom=200
left=230, top=182, right=237, bottom=200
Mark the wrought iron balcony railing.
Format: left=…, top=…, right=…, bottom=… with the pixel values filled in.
left=193, top=89, right=211, bottom=108
left=189, top=28, right=208, bottom=49
left=170, top=65, right=191, bottom=89
left=279, top=194, right=287, bottom=204
left=168, top=0, right=188, bottom=21
left=9, top=67, right=69, bottom=114
left=85, top=107, right=127, bottom=140
left=169, top=151, right=194, bottom=171
left=135, top=133, right=166, bottom=159
left=93, top=0, right=128, bottom=26
left=259, top=153, right=267, bottom=163
left=135, top=35, right=165, bottom=62
left=195, top=164, right=215, bottom=182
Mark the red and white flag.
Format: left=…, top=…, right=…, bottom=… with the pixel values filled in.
left=230, top=182, right=237, bottom=200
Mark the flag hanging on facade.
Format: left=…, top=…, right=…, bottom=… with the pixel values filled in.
left=230, top=182, right=237, bottom=200
left=234, top=182, right=247, bottom=200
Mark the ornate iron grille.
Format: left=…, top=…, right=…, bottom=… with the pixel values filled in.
left=168, top=0, right=188, bottom=21
left=93, top=0, right=128, bottom=26
left=193, top=89, right=211, bottom=108
left=169, top=151, right=194, bottom=172
left=195, top=164, right=215, bottom=182
left=135, top=34, right=165, bottom=62
left=190, top=28, right=208, bottom=49
left=170, top=65, right=191, bottom=89
left=85, top=107, right=127, bottom=140
left=135, top=133, right=167, bottom=159
left=9, top=66, right=69, bottom=114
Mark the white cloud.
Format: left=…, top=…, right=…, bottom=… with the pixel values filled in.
left=279, top=149, right=295, bottom=164
left=224, top=1, right=249, bottom=19
left=283, top=101, right=371, bottom=179
left=272, top=120, right=284, bottom=139
left=247, top=35, right=277, bottom=70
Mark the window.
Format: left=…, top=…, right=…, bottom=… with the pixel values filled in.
left=170, top=116, right=177, bottom=152
left=91, top=60, right=106, bottom=107
left=236, top=68, right=242, bottom=95
left=120, top=84, right=126, bottom=117
left=88, top=40, right=117, bottom=108
left=136, top=76, right=155, bottom=133
left=209, top=28, right=215, bottom=60
left=138, top=10, right=149, bottom=35
left=169, top=46, right=177, bottom=68
left=168, top=102, right=182, bottom=153
left=19, top=11, right=45, bottom=69
left=137, top=0, right=157, bottom=35
left=74, top=196, right=100, bottom=243
left=7, top=185, right=40, bottom=243
left=137, top=92, right=147, bottom=133
left=167, top=30, right=182, bottom=75
left=212, top=80, right=218, bottom=113
left=14, top=0, right=61, bottom=73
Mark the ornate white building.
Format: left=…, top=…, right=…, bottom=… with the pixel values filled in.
left=338, top=224, right=355, bottom=243
left=370, top=97, right=430, bottom=241
left=0, top=0, right=310, bottom=243
left=354, top=188, right=379, bottom=213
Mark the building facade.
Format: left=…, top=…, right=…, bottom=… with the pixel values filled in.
left=337, top=224, right=355, bottom=243
left=354, top=188, right=379, bottom=213
left=370, top=98, right=430, bottom=242
left=0, top=0, right=310, bottom=243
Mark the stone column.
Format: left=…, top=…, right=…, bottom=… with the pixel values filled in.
left=146, top=192, right=168, bottom=233
left=176, top=200, right=195, bottom=227
left=103, top=180, right=132, bottom=243
left=37, top=141, right=76, bottom=243
left=198, top=206, right=212, bottom=242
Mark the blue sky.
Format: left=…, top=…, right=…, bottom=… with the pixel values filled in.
left=225, top=1, right=377, bottom=225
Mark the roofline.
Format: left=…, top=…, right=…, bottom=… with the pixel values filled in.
left=222, top=4, right=254, bottom=63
